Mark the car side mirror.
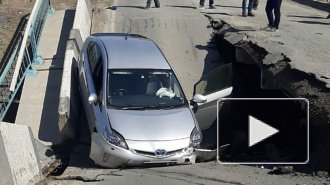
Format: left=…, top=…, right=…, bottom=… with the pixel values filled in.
left=192, top=94, right=207, bottom=103
left=88, top=93, right=98, bottom=104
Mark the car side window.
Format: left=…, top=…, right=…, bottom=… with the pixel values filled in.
left=194, top=64, right=232, bottom=96
left=87, top=42, right=104, bottom=110
left=87, top=42, right=103, bottom=91
left=93, top=49, right=103, bottom=92
left=87, top=42, right=96, bottom=72
left=94, top=46, right=103, bottom=110
left=95, top=63, right=103, bottom=96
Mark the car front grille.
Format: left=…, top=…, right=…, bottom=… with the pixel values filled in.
left=133, top=148, right=186, bottom=158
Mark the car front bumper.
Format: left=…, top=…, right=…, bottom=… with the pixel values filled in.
left=90, top=133, right=197, bottom=168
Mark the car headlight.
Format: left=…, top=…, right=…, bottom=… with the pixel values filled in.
left=189, top=128, right=203, bottom=148
left=103, top=127, right=128, bottom=150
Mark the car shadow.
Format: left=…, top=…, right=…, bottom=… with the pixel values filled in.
left=195, top=40, right=224, bottom=78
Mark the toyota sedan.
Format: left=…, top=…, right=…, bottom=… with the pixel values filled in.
left=77, top=33, right=232, bottom=168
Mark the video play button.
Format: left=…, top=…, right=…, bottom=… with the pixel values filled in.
left=218, top=98, right=308, bottom=164
left=249, top=115, right=279, bottom=147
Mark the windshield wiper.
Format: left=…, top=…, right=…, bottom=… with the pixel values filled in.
left=120, top=106, right=147, bottom=110
left=120, top=105, right=158, bottom=110
left=119, top=104, right=185, bottom=110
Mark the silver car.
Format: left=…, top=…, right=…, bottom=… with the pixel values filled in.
left=78, top=33, right=232, bottom=168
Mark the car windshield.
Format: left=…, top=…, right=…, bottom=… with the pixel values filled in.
left=107, top=69, right=188, bottom=109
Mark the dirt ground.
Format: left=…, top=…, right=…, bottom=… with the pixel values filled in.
left=0, top=0, right=34, bottom=64
left=0, top=0, right=77, bottom=68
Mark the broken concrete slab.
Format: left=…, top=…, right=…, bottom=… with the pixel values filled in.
left=34, top=139, right=56, bottom=172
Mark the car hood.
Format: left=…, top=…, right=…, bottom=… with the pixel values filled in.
left=107, top=107, right=195, bottom=141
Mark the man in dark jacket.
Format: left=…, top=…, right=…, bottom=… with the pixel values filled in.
left=145, top=0, right=160, bottom=9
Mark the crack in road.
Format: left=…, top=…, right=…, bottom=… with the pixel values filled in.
left=126, top=169, right=204, bottom=185
left=52, top=170, right=122, bottom=182
left=52, top=176, right=103, bottom=182
left=129, top=169, right=244, bottom=185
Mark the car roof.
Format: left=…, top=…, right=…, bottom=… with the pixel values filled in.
left=92, top=34, right=171, bottom=70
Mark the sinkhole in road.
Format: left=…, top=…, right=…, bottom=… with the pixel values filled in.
left=207, top=17, right=330, bottom=173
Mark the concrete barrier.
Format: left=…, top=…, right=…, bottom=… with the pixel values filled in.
left=0, top=122, right=41, bottom=185
left=58, top=0, right=92, bottom=144
left=73, top=0, right=92, bottom=41
left=58, top=29, right=84, bottom=144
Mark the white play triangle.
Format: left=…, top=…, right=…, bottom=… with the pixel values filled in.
left=249, top=115, right=279, bottom=147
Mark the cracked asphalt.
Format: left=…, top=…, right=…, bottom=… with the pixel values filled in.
left=46, top=148, right=328, bottom=185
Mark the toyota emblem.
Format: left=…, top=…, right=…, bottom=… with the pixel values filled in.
left=155, top=149, right=166, bottom=157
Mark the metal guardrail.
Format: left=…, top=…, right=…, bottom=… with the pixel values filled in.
left=0, top=0, right=52, bottom=121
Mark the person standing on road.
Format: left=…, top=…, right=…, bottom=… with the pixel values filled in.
left=198, top=0, right=216, bottom=9
left=242, top=0, right=255, bottom=17
left=253, top=0, right=259, bottom=10
left=264, top=0, right=282, bottom=32
left=145, top=0, right=160, bottom=9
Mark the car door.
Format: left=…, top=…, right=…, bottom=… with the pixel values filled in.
left=82, top=41, right=107, bottom=133
left=89, top=47, right=108, bottom=134
left=192, top=63, right=233, bottom=130
left=79, top=41, right=97, bottom=132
